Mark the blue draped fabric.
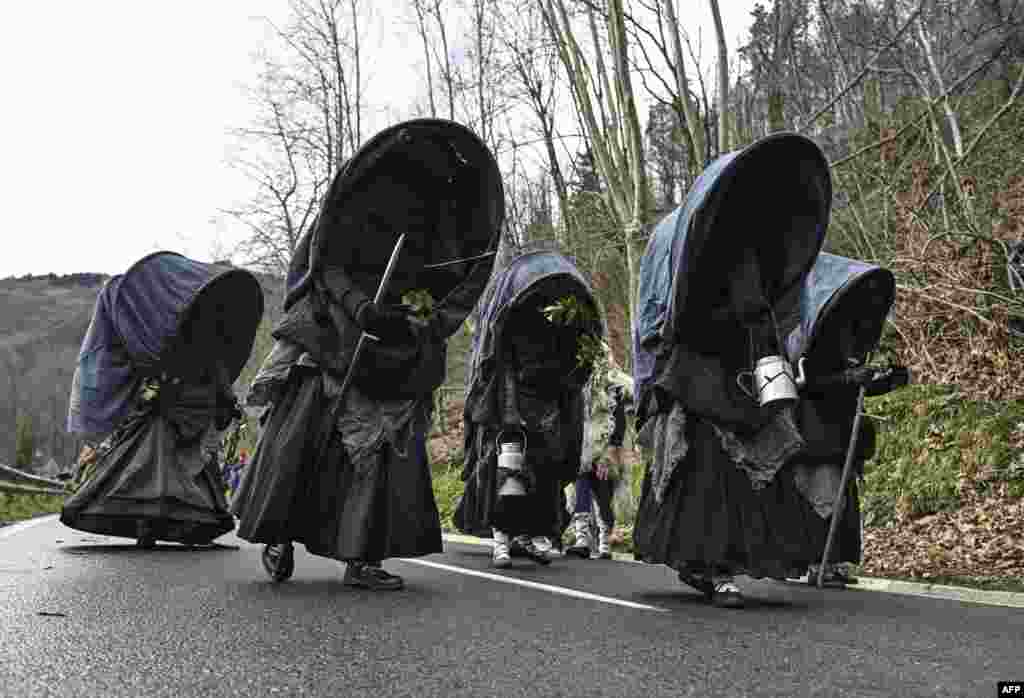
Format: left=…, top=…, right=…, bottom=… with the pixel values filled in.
left=68, top=252, right=263, bottom=438
left=633, top=133, right=832, bottom=408
left=785, top=252, right=896, bottom=365
left=465, top=246, right=601, bottom=405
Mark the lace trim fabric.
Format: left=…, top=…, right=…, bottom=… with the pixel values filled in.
left=639, top=403, right=690, bottom=504
left=709, top=406, right=804, bottom=491
left=792, top=461, right=843, bottom=519
left=326, top=369, right=426, bottom=479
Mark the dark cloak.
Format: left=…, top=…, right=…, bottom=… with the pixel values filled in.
left=232, top=119, right=504, bottom=562
left=632, top=133, right=832, bottom=579
left=63, top=253, right=263, bottom=542
left=785, top=253, right=896, bottom=563
left=455, top=241, right=603, bottom=538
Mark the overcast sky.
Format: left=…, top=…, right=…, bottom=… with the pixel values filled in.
left=0, top=0, right=758, bottom=278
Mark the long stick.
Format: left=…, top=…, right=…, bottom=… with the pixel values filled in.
left=818, top=385, right=866, bottom=588
left=316, top=234, right=407, bottom=451
left=336, top=233, right=407, bottom=400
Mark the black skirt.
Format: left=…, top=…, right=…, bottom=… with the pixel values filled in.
left=62, top=414, right=234, bottom=545
left=634, top=417, right=833, bottom=578
left=454, top=428, right=568, bottom=539
left=232, top=367, right=442, bottom=561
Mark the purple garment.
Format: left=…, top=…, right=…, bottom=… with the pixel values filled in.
left=67, top=253, right=263, bottom=439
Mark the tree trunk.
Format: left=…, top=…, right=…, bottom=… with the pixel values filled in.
left=916, top=17, right=964, bottom=157
left=768, top=91, right=786, bottom=132
left=539, top=0, right=649, bottom=369
left=412, top=0, right=438, bottom=117
left=661, top=0, right=707, bottom=168
left=708, top=0, right=730, bottom=153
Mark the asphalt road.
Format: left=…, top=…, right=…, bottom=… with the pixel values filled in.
left=1, top=516, right=1020, bottom=698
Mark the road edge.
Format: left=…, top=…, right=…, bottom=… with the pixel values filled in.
left=441, top=532, right=1024, bottom=609
left=5, top=520, right=1020, bottom=609
left=0, top=512, right=60, bottom=538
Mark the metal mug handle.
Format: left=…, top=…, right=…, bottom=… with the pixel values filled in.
left=795, top=357, right=807, bottom=387
left=736, top=371, right=756, bottom=400
left=495, top=429, right=527, bottom=455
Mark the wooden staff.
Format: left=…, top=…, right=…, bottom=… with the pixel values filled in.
left=818, top=384, right=867, bottom=588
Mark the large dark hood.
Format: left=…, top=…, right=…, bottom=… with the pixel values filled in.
left=786, top=252, right=896, bottom=371
left=464, top=241, right=603, bottom=424
left=68, top=253, right=264, bottom=437
left=633, top=133, right=831, bottom=406
left=285, top=119, right=505, bottom=313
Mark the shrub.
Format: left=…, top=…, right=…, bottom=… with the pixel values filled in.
left=863, top=384, right=1024, bottom=526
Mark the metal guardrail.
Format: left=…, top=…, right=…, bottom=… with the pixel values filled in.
left=0, top=463, right=67, bottom=489
left=0, top=481, right=66, bottom=497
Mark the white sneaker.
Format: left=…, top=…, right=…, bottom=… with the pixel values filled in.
left=492, top=529, right=512, bottom=569
left=565, top=513, right=592, bottom=559
left=596, top=527, right=612, bottom=559
left=493, top=541, right=511, bottom=568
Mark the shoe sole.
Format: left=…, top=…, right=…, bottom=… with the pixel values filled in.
left=262, top=545, right=295, bottom=582
left=343, top=580, right=404, bottom=591
left=712, top=595, right=745, bottom=609
left=564, top=549, right=591, bottom=559
left=342, top=574, right=404, bottom=591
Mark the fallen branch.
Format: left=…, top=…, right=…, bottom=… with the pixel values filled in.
left=896, top=284, right=999, bottom=329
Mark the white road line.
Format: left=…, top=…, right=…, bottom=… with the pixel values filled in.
left=0, top=514, right=59, bottom=539
left=402, top=557, right=669, bottom=612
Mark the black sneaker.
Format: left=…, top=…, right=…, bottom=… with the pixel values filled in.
left=806, top=564, right=848, bottom=588
left=678, top=572, right=714, bottom=596
left=564, top=543, right=592, bottom=559
left=509, top=536, right=529, bottom=558
left=521, top=539, right=553, bottom=566
left=833, top=565, right=859, bottom=585
left=711, top=581, right=745, bottom=609
left=261, top=543, right=295, bottom=582
left=343, top=562, right=404, bottom=591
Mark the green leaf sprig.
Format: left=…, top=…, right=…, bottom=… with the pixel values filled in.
left=140, top=378, right=161, bottom=403
left=576, top=333, right=607, bottom=370
left=402, top=289, right=435, bottom=319
left=540, top=295, right=604, bottom=370
left=541, top=295, right=596, bottom=327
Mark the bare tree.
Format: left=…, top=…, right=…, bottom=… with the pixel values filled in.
left=428, top=0, right=458, bottom=120
left=538, top=0, right=651, bottom=367
left=498, top=0, right=573, bottom=240
left=659, top=0, right=709, bottom=164
left=224, top=91, right=325, bottom=276
left=708, top=0, right=730, bottom=152
left=463, top=0, right=503, bottom=149
left=739, top=0, right=804, bottom=133
left=411, top=0, right=440, bottom=117
left=223, top=0, right=367, bottom=278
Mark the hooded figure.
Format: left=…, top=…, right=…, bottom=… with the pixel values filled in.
left=564, top=364, right=634, bottom=560
left=786, top=253, right=897, bottom=586
left=231, top=119, right=504, bottom=590
left=456, top=241, right=603, bottom=567
left=63, top=253, right=262, bottom=546
left=632, top=133, right=831, bottom=608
